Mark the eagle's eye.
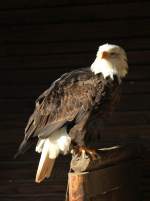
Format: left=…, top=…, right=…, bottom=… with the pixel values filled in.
left=110, top=52, right=117, bottom=57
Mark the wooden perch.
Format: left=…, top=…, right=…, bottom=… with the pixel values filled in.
left=66, top=144, right=141, bottom=201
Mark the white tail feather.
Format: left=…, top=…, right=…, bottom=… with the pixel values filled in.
left=35, top=127, right=71, bottom=183
left=35, top=139, right=55, bottom=183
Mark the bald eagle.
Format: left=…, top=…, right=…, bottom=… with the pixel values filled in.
left=16, top=44, right=128, bottom=183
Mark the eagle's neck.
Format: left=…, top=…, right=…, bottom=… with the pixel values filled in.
left=90, top=58, right=118, bottom=80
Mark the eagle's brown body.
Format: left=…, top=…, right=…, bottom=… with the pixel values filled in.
left=17, top=68, right=120, bottom=156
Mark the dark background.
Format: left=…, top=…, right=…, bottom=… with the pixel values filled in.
left=0, top=0, right=150, bottom=200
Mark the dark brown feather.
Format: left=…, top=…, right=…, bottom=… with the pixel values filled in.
left=17, top=67, right=120, bottom=156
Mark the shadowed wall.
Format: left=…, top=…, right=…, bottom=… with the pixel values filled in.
left=0, top=0, right=150, bottom=200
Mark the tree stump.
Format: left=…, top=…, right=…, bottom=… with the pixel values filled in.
left=65, top=145, right=141, bottom=201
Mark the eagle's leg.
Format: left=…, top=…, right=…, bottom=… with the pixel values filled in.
left=71, top=146, right=99, bottom=160
left=80, top=146, right=99, bottom=160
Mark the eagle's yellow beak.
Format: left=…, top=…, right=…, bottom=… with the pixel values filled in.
left=101, top=51, right=109, bottom=59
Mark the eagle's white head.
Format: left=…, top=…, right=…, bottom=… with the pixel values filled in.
left=91, top=43, right=128, bottom=80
